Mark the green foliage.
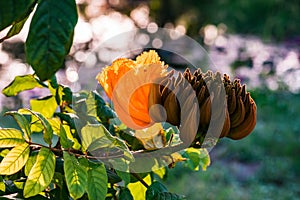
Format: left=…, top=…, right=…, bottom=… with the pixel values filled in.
left=150, top=0, right=300, bottom=40
left=0, top=1, right=215, bottom=199
left=0, top=0, right=36, bottom=31
left=26, top=0, right=78, bottom=81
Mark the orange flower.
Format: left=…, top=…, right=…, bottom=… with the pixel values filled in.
left=96, top=50, right=168, bottom=129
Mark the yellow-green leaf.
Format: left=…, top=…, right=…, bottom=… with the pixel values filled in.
left=30, top=96, right=58, bottom=118
left=23, top=147, right=56, bottom=198
left=128, top=174, right=151, bottom=200
left=0, top=128, right=25, bottom=148
left=63, top=152, right=87, bottom=199
left=0, top=176, right=5, bottom=192
left=2, top=75, right=45, bottom=97
left=0, top=143, right=30, bottom=175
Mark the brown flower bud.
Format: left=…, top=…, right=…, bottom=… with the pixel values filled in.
left=149, top=68, right=257, bottom=147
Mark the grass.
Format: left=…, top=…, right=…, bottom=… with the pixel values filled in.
left=163, top=88, right=300, bottom=200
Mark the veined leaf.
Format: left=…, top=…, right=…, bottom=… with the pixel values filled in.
left=30, top=95, right=58, bottom=118
left=0, top=176, right=5, bottom=192
left=81, top=124, right=133, bottom=161
left=2, top=75, right=45, bottom=97
left=63, top=152, right=87, bottom=199
left=25, top=0, right=78, bottom=81
left=4, top=111, right=31, bottom=140
left=0, top=128, right=25, bottom=147
left=86, top=161, right=108, bottom=200
left=0, top=0, right=36, bottom=31
left=0, top=143, right=30, bottom=175
left=24, top=151, right=38, bottom=176
left=23, top=148, right=56, bottom=198
left=19, top=109, right=53, bottom=146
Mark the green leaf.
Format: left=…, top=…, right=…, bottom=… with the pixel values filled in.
left=183, top=148, right=211, bottom=171
left=25, top=0, right=78, bottom=81
left=0, top=143, right=30, bottom=175
left=85, top=91, right=116, bottom=122
left=63, top=152, right=87, bottom=199
left=0, top=128, right=25, bottom=148
left=81, top=124, right=133, bottom=161
left=59, top=125, right=73, bottom=149
left=119, top=187, right=133, bottom=200
left=109, top=158, right=130, bottom=186
left=23, top=147, right=56, bottom=198
left=30, top=95, right=58, bottom=118
left=86, top=161, right=108, bottom=200
left=0, top=0, right=36, bottom=31
left=19, top=109, right=53, bottom=146
left=4, top=111, right=31, bottom=140
left=146, top=182, right=185, bottom=200
left=24, top=151, right=38, bottom=176
left=2, top=75, right=45, bottom=97
left=0, top=16, right=29, bottom=42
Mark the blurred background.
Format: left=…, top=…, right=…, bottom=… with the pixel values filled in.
left=0, top=0, right=299, bottom=199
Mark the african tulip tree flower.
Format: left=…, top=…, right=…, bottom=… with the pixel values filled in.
left=97, top=50, right=256, bottom=147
